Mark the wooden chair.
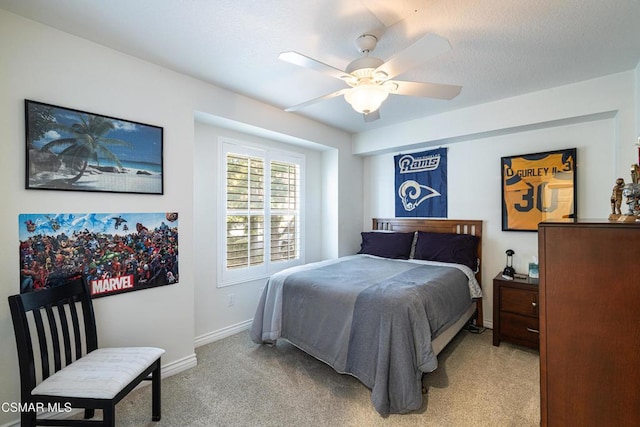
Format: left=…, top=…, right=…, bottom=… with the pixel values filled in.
left=8, top=275, right=164, bottom=426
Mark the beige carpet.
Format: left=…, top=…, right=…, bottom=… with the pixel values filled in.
left=91, top=329, right=540, bottom=426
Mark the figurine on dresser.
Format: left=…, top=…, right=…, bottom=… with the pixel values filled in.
left=622, top=184, right=640, bottom=216
left=617, top=164, right=640, bottom=222
left=610, top=178, right=625, bottom=218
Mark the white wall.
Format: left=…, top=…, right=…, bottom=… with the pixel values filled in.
left=0, top=10, right=359, bottom=426
left=192, top=121, right=325, bottom=343
left=359, top=71, right=637, bottom=328
left=0, top=11, right=195, bottom=422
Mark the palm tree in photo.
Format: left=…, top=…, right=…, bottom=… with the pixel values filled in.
left=39, top=113, right=132, bottom=185
left=27, top=103, right=62, bottom=176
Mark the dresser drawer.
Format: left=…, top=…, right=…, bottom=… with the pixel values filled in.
left=499, top=312, right=540, bottom=344
left=500, top=287, right=538, bottom=317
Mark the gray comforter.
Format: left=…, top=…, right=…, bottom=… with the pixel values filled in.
left=250, top=254, right=482, bottom=415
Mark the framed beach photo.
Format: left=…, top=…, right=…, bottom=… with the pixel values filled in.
left=25, top=100, right=163, bottom=194
left=501, top=148, right=577, bottom=231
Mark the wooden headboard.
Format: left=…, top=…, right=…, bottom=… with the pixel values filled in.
left=372, top=217, right=482, bottom=238
left=372, top=218, right=484, bottom=325
left=372, top=218, right=482, bottom=268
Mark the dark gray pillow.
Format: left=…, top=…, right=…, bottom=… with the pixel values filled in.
left=413, top=231, right=479, bottom=271
left=358, top=232, right=415, bottom=259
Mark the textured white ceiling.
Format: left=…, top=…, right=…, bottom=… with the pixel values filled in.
left=1, top=0, right=639, bottom=134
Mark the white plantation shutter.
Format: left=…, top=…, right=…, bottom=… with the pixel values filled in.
left=270, top=161, right=300, bottom=262
left=226, top=154, right=265, bottom=269
left=219, top=140, right=304, bottom=286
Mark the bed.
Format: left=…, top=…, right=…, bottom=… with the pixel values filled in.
left=250, top=218, right=483, bottom=415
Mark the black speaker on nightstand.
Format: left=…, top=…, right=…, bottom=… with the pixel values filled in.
left=502, top=249, right=515, bottom=279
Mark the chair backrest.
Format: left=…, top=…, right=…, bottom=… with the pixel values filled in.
left=8, top=276, right=98, bottom=400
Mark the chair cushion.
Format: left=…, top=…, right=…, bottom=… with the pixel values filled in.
left=32, top=347, right=165, bottom=399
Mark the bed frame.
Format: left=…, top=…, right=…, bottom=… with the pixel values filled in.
left=371, top=218, right=483, bottom=331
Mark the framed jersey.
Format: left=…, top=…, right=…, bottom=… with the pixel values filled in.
left=501, top=148, right=577, bottom=231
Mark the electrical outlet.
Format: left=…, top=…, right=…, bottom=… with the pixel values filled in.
left=226, top=293, right=235, bottom=307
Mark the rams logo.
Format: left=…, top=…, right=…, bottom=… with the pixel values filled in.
left=398, top=180, right=441, bottom=211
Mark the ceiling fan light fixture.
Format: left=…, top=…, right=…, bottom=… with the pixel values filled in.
left=344, top=83, right=389, bottom=114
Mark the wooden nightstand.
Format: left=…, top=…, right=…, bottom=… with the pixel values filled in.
left=493, top=273, right=539, bottom=350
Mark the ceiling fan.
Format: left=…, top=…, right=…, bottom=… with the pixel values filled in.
left=280, top=32, right=462, bottom=122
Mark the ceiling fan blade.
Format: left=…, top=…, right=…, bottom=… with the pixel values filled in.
left=375, top=33, right=452, bottom=80
left=363, top=109, right=380, bottom=122
left=284, top=88, right=351, bottom=112
left=279, top=51, right=349, bottom=80
left=391, top=80, right=462, bottom=100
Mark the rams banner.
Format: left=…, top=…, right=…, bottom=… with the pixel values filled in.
left=395, top=148, right=448, bottom=218
left=501, top=148, right=576, bottom=231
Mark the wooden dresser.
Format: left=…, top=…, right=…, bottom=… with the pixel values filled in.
left=538, top=220, right=640, bottom=427
left=492, top=273, right=539, bottom=349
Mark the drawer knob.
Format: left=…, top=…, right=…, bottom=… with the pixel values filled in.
left=531, top=302, right=537, bottom=307
left=526, top=327, right=540, bottom=334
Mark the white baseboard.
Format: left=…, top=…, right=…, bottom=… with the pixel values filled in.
left=194, top=319, right=252, bottom=348
left=162, top=352, right=198, bottom=378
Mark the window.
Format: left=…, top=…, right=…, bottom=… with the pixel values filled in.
left=219, top=139, right=304, bottom=285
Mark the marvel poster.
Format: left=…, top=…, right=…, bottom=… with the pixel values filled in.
left=19, top=212, right=178, bottom=298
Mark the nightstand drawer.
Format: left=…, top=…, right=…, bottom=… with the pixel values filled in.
left=500, top=287, right=538, bottom=317
left=499, top=312, right=540, bottom=344
left=493, top=273, right=539, bottom=350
